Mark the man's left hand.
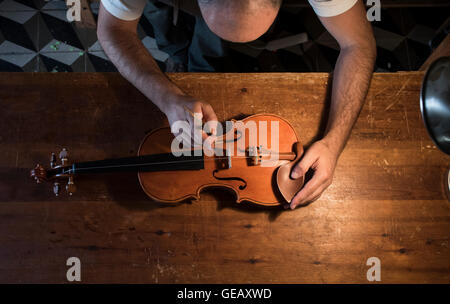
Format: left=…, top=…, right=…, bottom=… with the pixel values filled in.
left=288, top=139, right=339, bottom=209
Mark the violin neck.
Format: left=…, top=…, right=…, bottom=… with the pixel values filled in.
left=66, top=153, right=204, bottom=175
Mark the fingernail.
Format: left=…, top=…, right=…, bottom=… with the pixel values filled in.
left=291, top=171, right=299, bottom=179
left=290, top=203, right=296, bottom=210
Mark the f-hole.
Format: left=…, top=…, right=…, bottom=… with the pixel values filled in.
left=213, top=169, right=247, bottom=190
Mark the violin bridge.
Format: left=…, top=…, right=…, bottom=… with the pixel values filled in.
left=247, top=146, right=266, bottom=166
left=215, top=148, right=232, bottom=170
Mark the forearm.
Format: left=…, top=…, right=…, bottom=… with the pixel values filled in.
left=98, top=28, right=184, bottom=112
left=322, top=45, right=376, bottom=156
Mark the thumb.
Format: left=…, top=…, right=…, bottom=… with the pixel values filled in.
left=201, top=103, right=219, bottom=139
left=201, top=104, right=218, bottom=124
left=291, top=148, right=317, bottom=179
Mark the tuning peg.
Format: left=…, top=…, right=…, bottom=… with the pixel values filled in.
left=59, top=148, right=68, bottom=166
left=50, top=152, right=57, bottom=168
left=53, top=182, right=60, bottom=196
left=66, top=176, right=76, bottom=196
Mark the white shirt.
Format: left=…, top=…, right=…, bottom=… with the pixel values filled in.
left=101, top=0, right=359, bottom=21
left=308, top=0, right=358, bottom=17
left=101, top=0, right=147, bottom=21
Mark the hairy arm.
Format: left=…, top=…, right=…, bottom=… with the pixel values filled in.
left=97, top=3, right=217, bottom=137
left=290, top=1, right=376, bottom=208
left=97, top=2, right=183, bottom=111
left=319, top=1, right=376, bottom=155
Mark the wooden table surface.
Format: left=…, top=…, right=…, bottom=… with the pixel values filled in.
left=0, top=72, right=448, bottom=283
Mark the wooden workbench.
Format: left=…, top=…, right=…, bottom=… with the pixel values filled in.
left=0, top=72, right=448, bottom=283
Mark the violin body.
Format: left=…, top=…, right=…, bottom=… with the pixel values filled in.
left=31, top=114, right=305, bottom=206
left=138, top=114, right=302, bottom=206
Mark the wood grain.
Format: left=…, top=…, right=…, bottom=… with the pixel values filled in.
left=0, top=72, right=448, bottom=283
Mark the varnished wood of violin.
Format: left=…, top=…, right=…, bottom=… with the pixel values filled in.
left=31, top=114, right=304, bottom=206
left=138, top=114, right=303, bottom=206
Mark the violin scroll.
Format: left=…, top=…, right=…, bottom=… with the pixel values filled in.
left=30, top=148, right=76, bottom=196
left=30, top=164, right=47, bottom=183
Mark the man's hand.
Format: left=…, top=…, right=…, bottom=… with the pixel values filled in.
left=288, top=140, right=339, bottom=209
left=163, top=94, right=218, bottom=141
left=286, top=1, right=376, bottom=209
left=97, top=3, right=219, bottom=141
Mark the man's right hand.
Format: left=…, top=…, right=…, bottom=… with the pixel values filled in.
left=97, top=4, right=218, bottom=144
left=163, top=94, right=219, bottom=142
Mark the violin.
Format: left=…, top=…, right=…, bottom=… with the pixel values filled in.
left=30, top=114, right=304, bottom=206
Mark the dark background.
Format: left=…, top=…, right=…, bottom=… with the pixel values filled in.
left=0, top=0, right=449, bottom=73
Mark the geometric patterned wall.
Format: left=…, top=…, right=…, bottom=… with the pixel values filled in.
left=0, top=0, right=448, bottom=72
left=0, top=0, right=167, bottom=72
